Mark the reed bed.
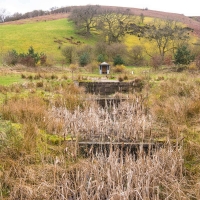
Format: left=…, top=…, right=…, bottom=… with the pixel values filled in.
left=1, top=74, right=200, bottom=199
left=2, top=145, right=195, bottom=200
left=48, top=95, right=152, bottom=142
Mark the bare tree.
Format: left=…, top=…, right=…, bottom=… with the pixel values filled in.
left=94, top=41, right=108, bottom=59
left=128, top=19, right=191, bottom=60
left=106, top=42, right=128, bottom=63
left=69, top=63, right=78, bottom=80
left=96, top=8, right=134, bottom=44
left=139, top=13, right=145, bottom=24
left=0, top=8, right=7, bottom=23
left=69, top=5, right=100, bottom=36
left=62, top=45, right=77, bottom=64
left=128, top=45, right=145, bottom=66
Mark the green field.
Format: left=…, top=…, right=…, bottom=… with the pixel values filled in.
left=0, top=19, right=97, bottom=62
left=0, top=74, right=22, bottom=85
left=0, top=16, right=198, bottom=66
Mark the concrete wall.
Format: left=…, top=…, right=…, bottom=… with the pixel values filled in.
left=79, top=80, right=143, bottom=95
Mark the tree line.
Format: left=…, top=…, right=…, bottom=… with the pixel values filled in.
left=2, top=5, right=200, bottom=69
left=67, top=5, right=199, bottom=68
left=0, top=6, right=72, bottom=23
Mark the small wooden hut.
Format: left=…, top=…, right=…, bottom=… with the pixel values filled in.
left=99, top=62, right=110, bottom=74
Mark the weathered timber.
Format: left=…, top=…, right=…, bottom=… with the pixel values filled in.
left=95, top=97, right=127, bottom=107
left=78, top=141, right=163, bottom=158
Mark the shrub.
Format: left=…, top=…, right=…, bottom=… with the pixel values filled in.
left=18, top=55, right=35, bottom=67
left=34, top=73, right=42, bottom=80
left=28, top=75, right=33, bottom=80
left=164, top=54, right=173, bottom=66
left=40, top=53, right=47, bottom=66
left=62, top=45, right=77, bottom=64
left=150, top=54, right=162, bottom=70
left=62, top=75, right=68, bottom=80
left=85, top=62, right=98, bottom=73
left=106, top=43, right=127, bottom=63
left=97, top=54, right=105, bottom=63
left=51, top=74, right=58, bottom=79
left=3, top=50, right=18, bottom=65
left=21, top=74, right=26, bottom=79
left=188, top=62, right=197, bottom=71
left=128, top=45, right=145, bottom=66
left=113, top=65, right=126, bottom=73
left=36, top=81, right=43, bottom=88
left=118, top=76, right=124, bottom=82
left=113, top=55, right=124, bottom=66
left=69, top=63, right=78, bottom=80
left=123, top=74, right=128, bottom=80
left=44, top=54, right=55, bottom=67
left=4, top=47, right=47, bottom=67
left=79, top=53, right=90, bottom=67
left=174, top=45, right=194, bottom=65
left=18, top=46, right=41, bottom=67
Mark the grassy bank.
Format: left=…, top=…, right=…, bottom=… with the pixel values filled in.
left=0, top=18, right=97, bottom=63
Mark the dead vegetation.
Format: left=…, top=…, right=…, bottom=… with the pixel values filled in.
left=0, top=70, right=200, bottom=199
left=1, top=146, right=194, bottom=200
left=48, top=95, right=152, bottom=142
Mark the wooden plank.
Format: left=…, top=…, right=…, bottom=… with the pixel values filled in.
left=78, top=141, right=163, bottom=158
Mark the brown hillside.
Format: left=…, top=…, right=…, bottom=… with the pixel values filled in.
left=116, top=6, right=200, bottom=37
left=2, top=13, right=70, bottom=25
left=3, top=6, right=200, bottom=37
left=131, top=7, right=200, bottom=37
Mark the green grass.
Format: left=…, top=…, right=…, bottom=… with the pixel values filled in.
left=0, top=16, right=198, bottom=66
left=0, top=19, right=97, bottom=62
left=126, top=66, right=150, bottom=73
left=0, top=74, right=22, bottom=85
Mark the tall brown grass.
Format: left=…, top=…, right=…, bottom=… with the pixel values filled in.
left=0, top=72, right=200, bottom=199
left=1, top=145, right=197, bottom=199
left=48, top=95, right=152, bottom=142
left=145, top=74, right=200, bottom=192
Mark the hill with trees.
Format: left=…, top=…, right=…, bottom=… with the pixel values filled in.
left=0, top=5, right=200, bottom=200
left=2, top=5, right=200, bottom=36
left=1, top=5, right=200, bottom=69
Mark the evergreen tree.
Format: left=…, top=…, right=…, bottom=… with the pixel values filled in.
left=79, top=53, right=89, bottom=67
left=174, top=45, right=194, bottom=65
left=97, top=54, right=104, bottom=63
left=113, top=55, right=124, bottom=66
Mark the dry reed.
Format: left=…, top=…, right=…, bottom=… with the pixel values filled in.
left=1, top=73, right=200, bottom=199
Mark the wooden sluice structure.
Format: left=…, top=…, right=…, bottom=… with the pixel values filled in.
left=74, top=81, right=164, bottom=158
left=78, top=141, right=164, bottom=158
left=93, top=96, right=128, bottom=107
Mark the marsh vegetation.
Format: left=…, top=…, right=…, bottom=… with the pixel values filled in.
left=0, top=66, right=200, bottom=199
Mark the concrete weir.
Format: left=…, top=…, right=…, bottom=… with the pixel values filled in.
left=75, top=80, right=155, bottom=158
left=78, top=80, right=143, bottom=95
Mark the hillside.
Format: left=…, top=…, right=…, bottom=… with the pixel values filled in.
left=1, top=6, right=200, bottom=200
left=133, top=8, right=200, bottom=37
left=0, top=15, right=97, bottom=63
left=3, top=5, right=200, bottom=37
left=104, top=6, right=200, bottom=37
left=2, top=13, right=70, bottom=25
left=1, top=5, right=200, bottom=66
